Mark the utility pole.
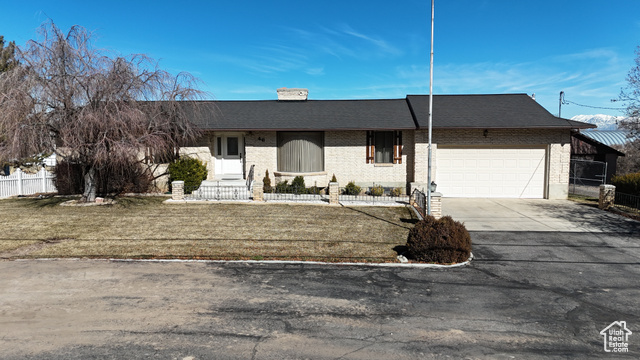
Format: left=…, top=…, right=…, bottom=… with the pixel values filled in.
left=427, top=0, right=434, bottom=215
left=559, top=91, right=564, bottom=118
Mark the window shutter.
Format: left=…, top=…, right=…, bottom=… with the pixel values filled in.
left=393, top=131, right=402, bottom=164
left=366, top=131, right=374, bottom=164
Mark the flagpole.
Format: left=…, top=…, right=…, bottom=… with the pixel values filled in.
left=427, top=0, right=434, bottom=215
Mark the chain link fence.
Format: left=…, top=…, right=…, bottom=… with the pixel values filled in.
left=569, top=159, right=607, bottom=197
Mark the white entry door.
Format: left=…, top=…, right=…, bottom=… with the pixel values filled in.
left=214, top=134, right=244, bottom=179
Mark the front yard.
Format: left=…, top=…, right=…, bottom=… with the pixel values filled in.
left=0, top=196, right=417, bottom=262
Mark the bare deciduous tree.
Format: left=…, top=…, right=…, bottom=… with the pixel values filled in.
left=618, top=46, right=640, bottom=174
left=0, top=22, right=205, bottom=201
left=614, top=140, right=640, bottom=175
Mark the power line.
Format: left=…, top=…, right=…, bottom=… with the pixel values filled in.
left=562, top=99, right=626, bottom=111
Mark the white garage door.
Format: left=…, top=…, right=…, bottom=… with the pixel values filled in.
left=436, top=147, right=546, bottom=198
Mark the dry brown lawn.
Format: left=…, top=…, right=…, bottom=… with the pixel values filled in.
left=0, top=196, right=417, bottom=262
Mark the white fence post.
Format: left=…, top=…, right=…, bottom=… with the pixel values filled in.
left=41, top=167, right=47, bottom=193
left=16, top=169, right=23, bottom=196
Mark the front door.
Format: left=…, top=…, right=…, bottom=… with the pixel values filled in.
left=214, top=134, right=244, bottom=179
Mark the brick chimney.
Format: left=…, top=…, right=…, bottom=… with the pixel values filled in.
left=277, top=87, right=308, bottom=101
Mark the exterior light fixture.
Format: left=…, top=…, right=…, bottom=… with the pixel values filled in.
left=430, top=181, right=437, bottom=193
left=483, top=129, right=489, bottom=138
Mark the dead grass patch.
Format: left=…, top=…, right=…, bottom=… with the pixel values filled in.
left=0, top=197, right=416, bottom=262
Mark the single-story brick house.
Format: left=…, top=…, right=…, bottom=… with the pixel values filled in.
left=175, top=88, right=594, bottom=199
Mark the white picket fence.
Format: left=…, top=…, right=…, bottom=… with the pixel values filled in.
left=0, top=168, right=57, bottom=198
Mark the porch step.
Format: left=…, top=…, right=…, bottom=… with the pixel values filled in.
left=189, top=179, right=252, bottom=200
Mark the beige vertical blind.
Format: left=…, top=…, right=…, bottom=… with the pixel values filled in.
left=277, top=132, right=324, bottom=172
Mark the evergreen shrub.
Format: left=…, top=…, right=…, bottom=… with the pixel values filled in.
left=611, top=172, right=640, bottom=195
left=343, top=181, right=361, bottom=195
left=167, top=157, right=207, bottom=194
left=263, top=169, right=272, bottom=193
left=370, top=185, right=384, bottom=197
left=390, top=187, right=403, bottom=197
left=406, top=215, right=472, bottom=264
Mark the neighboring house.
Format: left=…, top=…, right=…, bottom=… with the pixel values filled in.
left=571, top=131, right=625, bottom=184
left=174, top=88, right=594, bottom=199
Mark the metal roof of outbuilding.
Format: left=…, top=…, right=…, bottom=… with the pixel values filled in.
left=580, top=130, right=630, bottom=146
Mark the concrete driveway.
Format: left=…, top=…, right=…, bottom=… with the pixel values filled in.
left=442, top=198, right=640, bottom=233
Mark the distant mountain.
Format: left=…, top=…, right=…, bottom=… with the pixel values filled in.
left=570, top=114, right=626, bottom=130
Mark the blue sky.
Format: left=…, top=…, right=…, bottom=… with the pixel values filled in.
left=2, top=0, right=640, bottom=119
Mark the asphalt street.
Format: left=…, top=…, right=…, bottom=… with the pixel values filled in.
left=1, top=226, right=639, bottom=359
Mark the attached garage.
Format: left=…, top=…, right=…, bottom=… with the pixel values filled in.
left=436, top=146, right=546, bottom=198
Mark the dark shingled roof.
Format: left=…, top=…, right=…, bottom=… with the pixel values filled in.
left=188, top=99, right=416, bottom=131
left=183, top=94, right=595, bottom=131
left=406, top=94, right=596, bottom=129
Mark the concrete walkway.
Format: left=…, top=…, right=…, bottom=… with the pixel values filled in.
left=442, top=198, right=640, bottom=233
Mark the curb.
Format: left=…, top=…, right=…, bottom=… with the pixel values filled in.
left=14, top=253, right=474, bottom=269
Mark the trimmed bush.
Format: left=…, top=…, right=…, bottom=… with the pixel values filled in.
left=273, top=177, right=324, bottom=194
left=275, top=180, right=290, bottom=193
left=330, top=174, right=337, bottom=183
left=370, top=185, right=384, bottom=197
left=611, top=172, right=640, bottom=195
left=406, top=215, right=472, bottom=264
left=343, top=181, right=361, bottom=195
left=263, top=170, right=272, bottom=193
left=291, top=175, right=305, bottom=189
left=167, top=157, right=207, bottom=194
left=390, top=187, right=403, bottom=197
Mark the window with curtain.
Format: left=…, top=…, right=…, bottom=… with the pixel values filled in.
left=366, top=131, right=402, bottom=164
left=277, top=132, right=324, bottom=172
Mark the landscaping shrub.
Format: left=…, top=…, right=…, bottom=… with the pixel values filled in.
left=406, top=215, right=472, bottom=264
left=167, top=157, right=207, bottom=194
left=273, top=177, right=324, bottom=194
left=370, top=185, right=384, bottom=197
left=54, top=160, right=153, bottom=195
left=275, top=180, right=290, bottom=193
left=53, top=161, right=84, bottom=195
left=343, top=181, right=361, bottom=195
left=611, top=172, right=640, bottom=195
left=263, top=169, right=272, bottom=193
left=330, top=174, right=337, bottom=183
left=291, top=175, right=305, bottom=189
left=102, top=162, right=154, bottom=194
left=390, top=187, right=403, bottom=197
